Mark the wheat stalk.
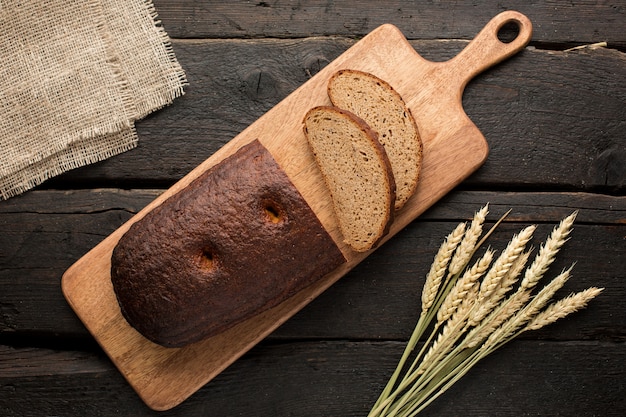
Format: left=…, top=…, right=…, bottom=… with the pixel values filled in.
left=437, top=249, right=493, bottom=324
left=526, top=287, right=604, bottom=331
left=464, top=290, right=530, bottom=349
left=370, top=210, right=485, bottom=416
left=421, top=222, right=466, bottom=313
left=468, top=226, right=535, bottom=326
left=485, top=265, right=573, bottom=348
left=448, top=204, right=488, bottom=275
left=372, top=218, right=469, bottom=413
left=367, top=208, right=602, bottom=417
left=520, top=211, right=576, bottom=290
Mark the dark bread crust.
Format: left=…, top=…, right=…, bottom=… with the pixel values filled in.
left=111, top=140, right=346, bottom=347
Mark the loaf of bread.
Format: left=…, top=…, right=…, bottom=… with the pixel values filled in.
left=328, top=69, right=423, bottom=210
left=303, top=106, right=396, bottom=252
left=110, top=140, right=346, bottom=347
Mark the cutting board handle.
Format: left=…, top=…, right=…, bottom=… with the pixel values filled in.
left=450, top=11, right=532, bottom=87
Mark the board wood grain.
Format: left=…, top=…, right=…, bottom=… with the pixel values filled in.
left=61, top=11, right=532, bottom=410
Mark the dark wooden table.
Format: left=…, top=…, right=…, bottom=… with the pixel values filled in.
left=1, top=2, right=624, bottom=416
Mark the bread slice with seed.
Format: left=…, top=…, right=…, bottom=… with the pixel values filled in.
left=303, top=106, right=396, bottom=252
left=328, top=69, right=422, bottom=210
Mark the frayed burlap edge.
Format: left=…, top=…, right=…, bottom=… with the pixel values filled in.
left=0, top=129, right=138, bottom=201
left=0, top=0, right=187, bottom=201
left=127, top=0, right=188, bottom=118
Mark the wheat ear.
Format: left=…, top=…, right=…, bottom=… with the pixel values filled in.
left=421, top=222, right=466, bottom=313
left=491, top=249, right=531, bottom=304
left=437, top=250, right=493, bottom=324
left=464, top=290, right=530, bottom=348
left=468, top=226, right=535, bottom=326
left=448, top=204, right=489, bottom=276
left=372, top=221, right=467, bottom=414
left=525, top=287, right=604, bottom=331
left=485, top=266, right=573, bottom=347
left=520, top=211, right=577, bottom=290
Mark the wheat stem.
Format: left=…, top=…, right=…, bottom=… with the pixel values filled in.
left=400, top=348, right=484, bottom=417
left=372, top=220, right=467, bottom=414
left=370, top=325, right=443, bottom=417
left=368, top=210, right=600, bottom=417
left=384, top=329, right=473, bottom=417
left=369, top=314, right=429, bottom=415
left=380, top=307, right=475, bottom=417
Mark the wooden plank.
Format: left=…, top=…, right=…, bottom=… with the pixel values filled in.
left=0, top=4, right=623, bottom=416
left=423, top=191, right=626, bottom=225
left=2, top=189, right=623, bottom=227
left=274, top=218, right=624, bottom=342
left=1, top=340, right=624, bottom=416
left=151, top=0, right=626, bottom=49
left=61, top=14, right=536, bottom=409
left=0, top=190, right=162, bottom=337
left=44, top=39, right=626, bottom=192
left=2, top=190, right=623, bottom=340
left=464, top=46, right=626, bottom=192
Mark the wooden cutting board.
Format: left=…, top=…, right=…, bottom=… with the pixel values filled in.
left=62, top=11, right=532, bottom=411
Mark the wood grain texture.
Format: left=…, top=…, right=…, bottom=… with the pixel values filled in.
left=1, top=3, right=624, bottom=416
left=2, top=190, right=623, bottom=341
left=1, top=340, right=624, bottom=416
left=59, top=13, right=534, bottom=410
left=151, top=0, right=626, bottom=50
left=45, top=40, right=626, bottom=193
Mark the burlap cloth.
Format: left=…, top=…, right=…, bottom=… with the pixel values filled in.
left=0, top=0, right=187, bottom=200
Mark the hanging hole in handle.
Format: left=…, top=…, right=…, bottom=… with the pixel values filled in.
left=497, top=20, right=521, bottom=44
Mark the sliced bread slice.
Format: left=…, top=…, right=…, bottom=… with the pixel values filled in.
left=303, top=106, right=396, bottom=252
left=328, top=69, right=423, bottom=210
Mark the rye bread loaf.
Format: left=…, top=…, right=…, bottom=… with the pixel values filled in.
left=328, top=69, right=423, bottom=210
left=110, top=140, right=346, bottom=347
left=303, top=106, right=396, bottom=252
